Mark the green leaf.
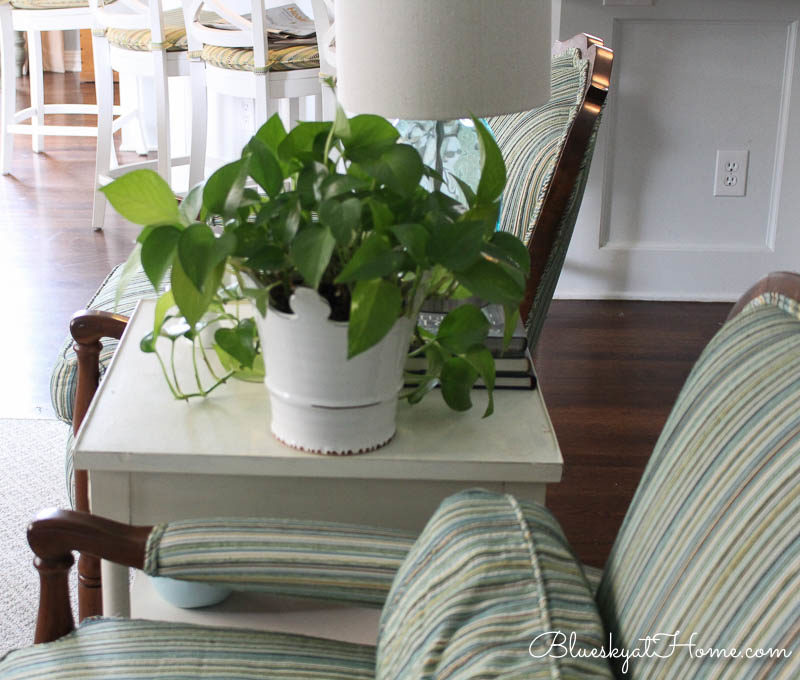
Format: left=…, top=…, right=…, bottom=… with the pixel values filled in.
left=153, top=289, right=175, bottom=340
left=348, top=279, right=402, bottom=358
left=246, top=137, right=284, bottom=197
left=456, top=259, right=526, bottom=307
left=321, top=174, right=365, bottom=199
left=278, top=121, right=332, bottom=163
left=319, top=197, right=361, bottom=245
left=440, top=356, right=478, bottom=411
left=214, top=319, right=258, bottom=369
left=335, top=233, right=405, bottom=283
left=170, top=257, right=223, bottom=328
left=177, top=223, right=236, bottom=293
left=141, top=225, right=181, bottom=290
left=273, top=198, right=302, bottom=245
left=203, top=160, right=248, bottom=217
left=502, top=303, right=521, bottom=352
left=114, top=243, right=143, bottom=311
left=362, top=144, right=424, bottom=196
left=297, top=161, right=328, bottom=207
left=452, top=175, right=477, bottom=207
left=214, top=343, right=265, bottom=381
left=427, top=220, right=486, bottom=271
left=435, top=304, right=490, bottom=355
left=140, top=332, right=157, bottom=353
left=246, top=245, right=286, bottom=271
left=465, top=346, right=495, bottom=417
left=255, top=114, right=287, bottom=156
left=331, top=103, right=352, bottom=141
left=366, top=198, right=394, bottom=230
left=390, top=223, right=429, bottom=265
left=343, top=114, right=400, bottom=161
left=290, top=223, right=336, bottom=289
left=474, top=116, right=506, bottom=205
left=485, top=231, right=531, bottom=275
left=100, top=169, right=179, bottom=225
left=179, top=183, right=204, bottom=226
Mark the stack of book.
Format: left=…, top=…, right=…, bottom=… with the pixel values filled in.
left=406, top=304, right=536, bottom=390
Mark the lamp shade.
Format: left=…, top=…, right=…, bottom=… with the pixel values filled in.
left=335, top=0, right=552, bottom=120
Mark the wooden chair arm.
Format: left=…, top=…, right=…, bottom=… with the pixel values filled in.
left=727, top=271, right=800, bottom=321
left=28, top=509, right=151, bottom=644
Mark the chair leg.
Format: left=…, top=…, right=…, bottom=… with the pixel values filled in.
left=321, top=81, right=336, bottom=122
left=253, top=73, right=269, bottom=133
left=75, top=471, right=102, bottom=620
left=288, top=97, right=300, bottom=129
left=187, top=59, right=206, bottom=188
left=91, top=32, right=114, bottom=232
left=0, top=7, right=16, bottom=174
left=133, top=75, right=148, bottom=157
left=152, top=49, right=171, bottom=186
left=26, top=29, right=44, bottom=153
left=314, top=92, right=323, bottom=121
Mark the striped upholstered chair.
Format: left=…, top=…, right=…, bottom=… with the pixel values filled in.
left=9, top=272, right=799, bottom=678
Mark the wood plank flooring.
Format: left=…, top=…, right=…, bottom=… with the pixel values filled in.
left=1, top=74, right=732, bottom=567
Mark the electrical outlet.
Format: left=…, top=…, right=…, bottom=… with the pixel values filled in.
left=714, top=150, right=748, bottom=197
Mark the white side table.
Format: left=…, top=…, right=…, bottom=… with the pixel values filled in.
left=74, top=299, right=563, bottom=622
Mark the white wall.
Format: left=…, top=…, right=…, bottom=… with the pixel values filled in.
left=555, top=0, right=800, bottom=300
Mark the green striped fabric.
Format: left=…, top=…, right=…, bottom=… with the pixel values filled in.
left=50, top=263, right=158, bottom=425
left=106, top=8, right=189, bottom=52
left=201, top=43, right=319, bottom=72
left=596, top=295, right=800, bottom=679
left=144, top=517, right=416, bottom=606
left=0, top=618, right=376, bottom=678
left=376, top=488, right=613, bottom=679
left=488, top=48, right=601, bottom=352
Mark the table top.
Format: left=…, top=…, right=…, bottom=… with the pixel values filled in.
left=74, top=299, right=563, bottom=483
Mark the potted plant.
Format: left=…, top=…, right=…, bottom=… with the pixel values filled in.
left=102, top=107, right=530, bottom=454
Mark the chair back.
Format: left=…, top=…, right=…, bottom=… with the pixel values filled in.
left=90, top=0, right=166, bottom=38
left=489, top=34, right=612, bottom=352
left=596, top=275, right=800, bottom=678
left=309, top=0, right=333, bottom=76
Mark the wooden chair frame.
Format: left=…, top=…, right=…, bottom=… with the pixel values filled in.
left=518, top=33, right=613, bottom=332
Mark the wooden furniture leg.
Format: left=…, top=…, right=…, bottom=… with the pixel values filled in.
left=70, top=310, right=129, bottom=620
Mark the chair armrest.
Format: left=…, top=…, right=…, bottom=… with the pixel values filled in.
left=143, top=517, right=416, bottom=607
left=27, top=509, right=150, bottom=644
left=69, top=310, right=128, bottom=514
left=727, top=271, right=800, bottom=321
left=27, top=510, right=415, bottom=644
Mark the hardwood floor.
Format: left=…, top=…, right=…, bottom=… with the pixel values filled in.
left=1, top=73, right=732, bottom=567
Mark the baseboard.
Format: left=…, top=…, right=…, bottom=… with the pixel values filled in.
left=64, top=49, right=81, bottom=73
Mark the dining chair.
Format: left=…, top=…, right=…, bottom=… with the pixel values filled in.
left=0, top=0, right=112, bottom=175
left=89, top=0, right=195, bottom=231
left=6, top=272, right=800, bottom=678
left=181, top=0, right=322, bottom=187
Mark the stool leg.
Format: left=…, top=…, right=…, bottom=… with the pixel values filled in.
left=187, top=57, right=206, bottom=188
left=0, top=6, right=16, bottom=174
left=152, top=49, right=170, bottom=186
left=27, top=29, right=44, bottom=153
left=289, top=97, right=300, bottom=129
left=91, top=31, right=113, bottom=231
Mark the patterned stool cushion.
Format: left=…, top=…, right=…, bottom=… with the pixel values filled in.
left=50, top=262, right=158, bottom=424
left=106, top=8, right=189, bottom=52
left=377, top=489, right=612, bottom=679
left=0, top=618, right=376, bottom=679
left=9, top=0, right=88, bottom=8
left=202, top=43, right=319, bottom=72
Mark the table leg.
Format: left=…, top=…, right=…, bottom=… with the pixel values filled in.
left=88, top=470, right=132, bottom=618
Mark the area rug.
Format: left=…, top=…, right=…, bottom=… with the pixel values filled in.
left=0, top=418, right=76, bottom=654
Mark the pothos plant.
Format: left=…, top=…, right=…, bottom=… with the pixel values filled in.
left=102, top=106, right=530, bottom=417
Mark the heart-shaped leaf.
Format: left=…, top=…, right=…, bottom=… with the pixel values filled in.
left=177, top=224, right=236, bottom=293
left=348, top=279, right=402, bottom=358
left=141, top=225, right=181, bottom=290
left=290, top=223, right=336, bottom=289
left=435, top=304, right=490, bottom=355
left=440, top=356, right=478, bottom=411
left=101, top=169, right=178, bottom=225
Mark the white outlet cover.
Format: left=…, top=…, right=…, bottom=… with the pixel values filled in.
left=714, top=149, right=749, bottom=197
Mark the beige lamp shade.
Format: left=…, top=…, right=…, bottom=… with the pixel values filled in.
left=335, top=0, right=552, bottom=120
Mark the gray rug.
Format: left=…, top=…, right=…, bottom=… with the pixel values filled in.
left=0, top=418, right=76, bottom=654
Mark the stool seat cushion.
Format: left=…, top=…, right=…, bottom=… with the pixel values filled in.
left=0, top=618, right=377, bottom=679
left=9, top=0, right=88, bottom=8
left=106, top=8, right=189, bottom=52
left=201, top=43, right=319, bottom=72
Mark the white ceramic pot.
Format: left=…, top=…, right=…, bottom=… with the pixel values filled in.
left=255, top=287, right=414, bottom=455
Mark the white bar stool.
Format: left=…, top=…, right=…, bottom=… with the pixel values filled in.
left=0, top=0, right=114, bottom=174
